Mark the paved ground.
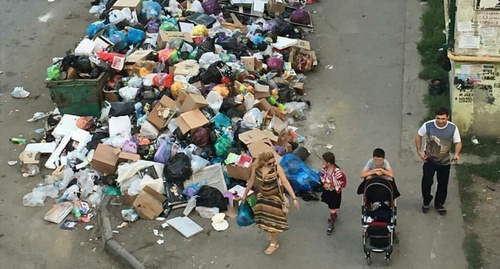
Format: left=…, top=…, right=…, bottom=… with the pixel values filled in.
left=0, top=1, right=119, bottom=268
left=0, top=0, right=468, bottom=268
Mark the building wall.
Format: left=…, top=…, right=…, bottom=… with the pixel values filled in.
left=450, top=0, right=500, bottom=136
left=451, top=62, right=500, bottom=136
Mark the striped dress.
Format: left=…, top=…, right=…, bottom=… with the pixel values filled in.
left=253, top=166, right=289, bottom=233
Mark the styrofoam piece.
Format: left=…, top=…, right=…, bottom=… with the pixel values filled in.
left=71, top=129, right=92, bottom=151
left=52, top=115, right=80, bottom=139
left=45, top=131, right=73, bottom=169
left=166, top=216, right=204, bottom=238
left=25, top=143, right=57, bottom=153
left=272, top=36, right=299, bottom=50
left=184, top=163, right=227, bottom=194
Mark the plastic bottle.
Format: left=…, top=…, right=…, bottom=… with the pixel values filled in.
left=74, top=205, right=82, bottom=220
left=10, top=138, right=27, bottom=145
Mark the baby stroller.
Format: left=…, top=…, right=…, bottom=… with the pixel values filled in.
left=358, top=177, right=398, bottom=265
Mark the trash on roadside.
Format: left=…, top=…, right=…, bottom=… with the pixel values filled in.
left=121, top=208, right=139, bottom=222
left=60, top=219, right=78, bottom=230
left=11, top=87, right=30, bottom=99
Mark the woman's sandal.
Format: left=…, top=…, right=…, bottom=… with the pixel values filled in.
left=264, top=243, right=279, bottom=255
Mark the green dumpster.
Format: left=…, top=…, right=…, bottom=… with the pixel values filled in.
left=45, top=72, right=109, bottom=117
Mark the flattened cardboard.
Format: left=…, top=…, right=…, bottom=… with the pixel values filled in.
left=92, top=144, right=120, bottom=175
left=133, top=186, right=167, bottom=220
left=112, top=0, right=142, bottom=11
left=176, top=91, right=208, bottom=113
left=174, top=61, right=200, bottom=77
left=267, top=0, right=286, bottom=17
left=126, top=49, right=153, bottom=63
left=123, top=190, right=138, bottom=206
left=19, top=151, right=40, bottom=173
left=240, top=56, right=255, bottom=71
left=177, top=109, right=209, bottom=134
left=294, top=39, right=311, bottom=50
left=255, top=99, right=287, bottom=120
left=118, top=152, right=141, bottom=164
left=239, top=129, right=277, bottom=144
left=146, top=95, right=177, bottom=130
left=157, top=30, right=193, bottom=49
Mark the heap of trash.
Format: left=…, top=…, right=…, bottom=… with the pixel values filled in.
left=14, top=0, right=322, bottom=234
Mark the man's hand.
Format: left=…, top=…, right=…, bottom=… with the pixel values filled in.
left=452, top=154, right=460, bottom=162
left=418, top=151, right=427, bottom=162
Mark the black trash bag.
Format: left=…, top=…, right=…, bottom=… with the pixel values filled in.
left=195, top=37, right=216, bottom=60
left=86, top=131, right=109, bottom=151
left=437, top=48, right=451, bottom=72
left=74, top=56, right=93, bottom=74
left=199, top=61, right=223, bottom=84
left=89, top=68, right=102, bottom=79
left=278, top=87, right=298, bottom=103
left=109, top=102, right=135, bottom=116
left=192, top=128, right=210, bottom=147
left=196, top=185, right=229, bottom=212
left=218, top=36, right=238, bottom=51
left=163, top=153, right=193, bottom=182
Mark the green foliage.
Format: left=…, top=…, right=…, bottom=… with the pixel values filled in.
left=463, top=232, right=483, bottom=269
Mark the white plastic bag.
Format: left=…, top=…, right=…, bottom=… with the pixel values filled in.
left=196, top=206, right=220, bottom=219
left=206, top=91, right=223, bottom=114
left=104, top=134, right=128, bottom=148
left=127, top=176, right=143, bottom=196
left=128, top=76, right=143, bottom=88
left=189, top=0, right=204, bottom=13
left=23, top=185, right=60, bottom=207
left=140, top=120, right=160, bottom=139
left=118, top=86, right=140, bottom=101
left=191, top=155, right=210, bottom=173
left=243, top=92, right=255, bottom=110
left=77, top=169, right=97, bottom=199
left=75, top=38, right=96, bottom=57
left=58, top=166, right=75, bottom=190
left=241, top=108, right=263, bottom=129
left=198, top=52, right=220, bottom=69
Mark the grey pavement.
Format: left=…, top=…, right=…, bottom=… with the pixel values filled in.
left=108, top=0, right=467, bottom=269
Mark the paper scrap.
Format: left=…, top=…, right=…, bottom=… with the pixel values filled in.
left=157, top=239, right=164, bottom=245
left=457, top=21, right=472, bottom=32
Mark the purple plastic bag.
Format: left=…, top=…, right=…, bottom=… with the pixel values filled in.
left=290, top=9, right=311, bottom=25
left=154, top=139, right=173, bottom=164
left=202, top=0, right=221, bottom=15
left=121, top=140, right=138, bottom=153
left=266, top=57, right=284, bottom=71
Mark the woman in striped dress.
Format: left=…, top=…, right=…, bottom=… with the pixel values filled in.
left=242, top=151, right=300, bottom=255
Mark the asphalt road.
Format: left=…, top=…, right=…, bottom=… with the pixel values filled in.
left=0, top=0, right=468, bottom=268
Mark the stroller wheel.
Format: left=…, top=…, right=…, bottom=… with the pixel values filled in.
left=385, top=254, right=391, bottom=265
left=365, top=255, right=372, bottom=265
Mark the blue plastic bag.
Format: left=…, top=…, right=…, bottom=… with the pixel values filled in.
left=142, top=0, right=162, bottom=20
left=182, top=180, right=207, bottom=198
left=87, top=21, right=105, bottom=39
left=279, top=154, right=321, bottom=192
left=236, top=201, right=254, bottom=227
left=126, top=28, right=145, bottom=45
left=212, top=113, right=231, bottom=130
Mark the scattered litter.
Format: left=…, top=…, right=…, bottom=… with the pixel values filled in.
left=121, top=208, right=139, bottom=222
left=27, top=112, right=50, bottom=122
left=153, top=229, right=164, bottom=237
left=156, top=217, right=166, bottom=221
left=325, top=65, right=333, bottom=69
left=11, top=87, right=30, bottom=99
left=7, top=161, right=18, bottom=166
left=60, top=219, right=78, bottom=230
left=157, top=239, right=164, bottom=245
left=486, top=197, right=493, bottom=200
left=325, top=144, right=334, bottom=149
left=91, top=247, right=97, bottom=252
left=471, top=136, right=479, bottom=145
left=161, top=222, right=169, bottom=228
left=112, top=230, right=119, bottom=234
left=85, top=225, right=94, bottom=230
left=117, top=222, right=128, bottom=229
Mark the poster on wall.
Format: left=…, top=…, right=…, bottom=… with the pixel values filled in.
left=458, top=35, right=481, bottom=49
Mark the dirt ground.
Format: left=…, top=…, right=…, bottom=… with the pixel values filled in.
left=470, top=174, right=500, bottom=269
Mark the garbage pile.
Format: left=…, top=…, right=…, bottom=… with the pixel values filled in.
left=16, top=0, right=322, bottom=234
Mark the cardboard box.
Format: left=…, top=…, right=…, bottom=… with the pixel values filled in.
left=118, top=152, right=141, bottom=164
left=123, top=190, right=138, bottom=206
left=19, top=151, right=40, bottom=173
left=267, top=0, right=286, bottom=17
left=177, top=109, right=210, bottom=134
left=240, top=56, right=255, bottom=71
left=226, top=165, right=252, bottom=181
left=146, top=95, right=177, bottom=130
left=133, top=186, right=167, bottom=220
left=157, top=30, right=193, bottom=49
left=112, top=0, right=142, bottom=11
left=92, top=144, right=120, bottom=175
left=255, top=99, right=287, bottom=120
left=289, top=48, right=318, bottom=73
left=247, top=138, right=282, bottom=161
left=174, top=61, right=200, bottom=77
left=176, top=91, right=208, bottom=113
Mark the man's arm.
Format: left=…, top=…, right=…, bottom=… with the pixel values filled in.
left=415, top=134, right=427, bottom=162
left=453, top=142, right=462, bottom=161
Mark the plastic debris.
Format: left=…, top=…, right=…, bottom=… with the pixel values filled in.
left=11, top=87, right=30, bottom=99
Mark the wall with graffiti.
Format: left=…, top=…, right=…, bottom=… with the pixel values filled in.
left=451, top=63, right=500, bottom=135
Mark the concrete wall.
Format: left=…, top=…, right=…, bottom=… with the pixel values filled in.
left=451, top=62, right=500, bottom=135
left=449, top=0, right=500, bottom=136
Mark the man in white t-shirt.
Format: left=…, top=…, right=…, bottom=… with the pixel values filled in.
left=415, top=107, right=462, bottom=216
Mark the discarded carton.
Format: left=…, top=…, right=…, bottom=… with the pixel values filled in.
left=176, top=91, right=208, bottom=113
left=19, top=151, right=40, bottom=173
left=239, top=129, right=278, bottom=145
left=146, top=95, right=177, bottom=130
left=133, top=185, right=167, bottom=220
left=267, top=0, right=286, bottom=17
left=118, top=152, right=141, bottom=164
left=247, top=138, right=282, bottom=161
left=177, top=109, right=209, bottom=134
left=289, top=48, right=318, bottom=73
left=226, top=165, right=252, bottom=181
left=174, top=61, right=200, bottom=77
left=255, top=99, right=287, bottom=120
left=126, top=49, right=154, bottom=63
left=92, top=144, right=120, bottom=175
left=123, top=190, right=138, bottom=206
left=157, top=30, right=193, bottom=49
left=112, top=0, right=142, bottom=12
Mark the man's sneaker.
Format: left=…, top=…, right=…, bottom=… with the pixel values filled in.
left=436, top=205, right=447, bottom=216
left=422, top=205, right=430, bottom=214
